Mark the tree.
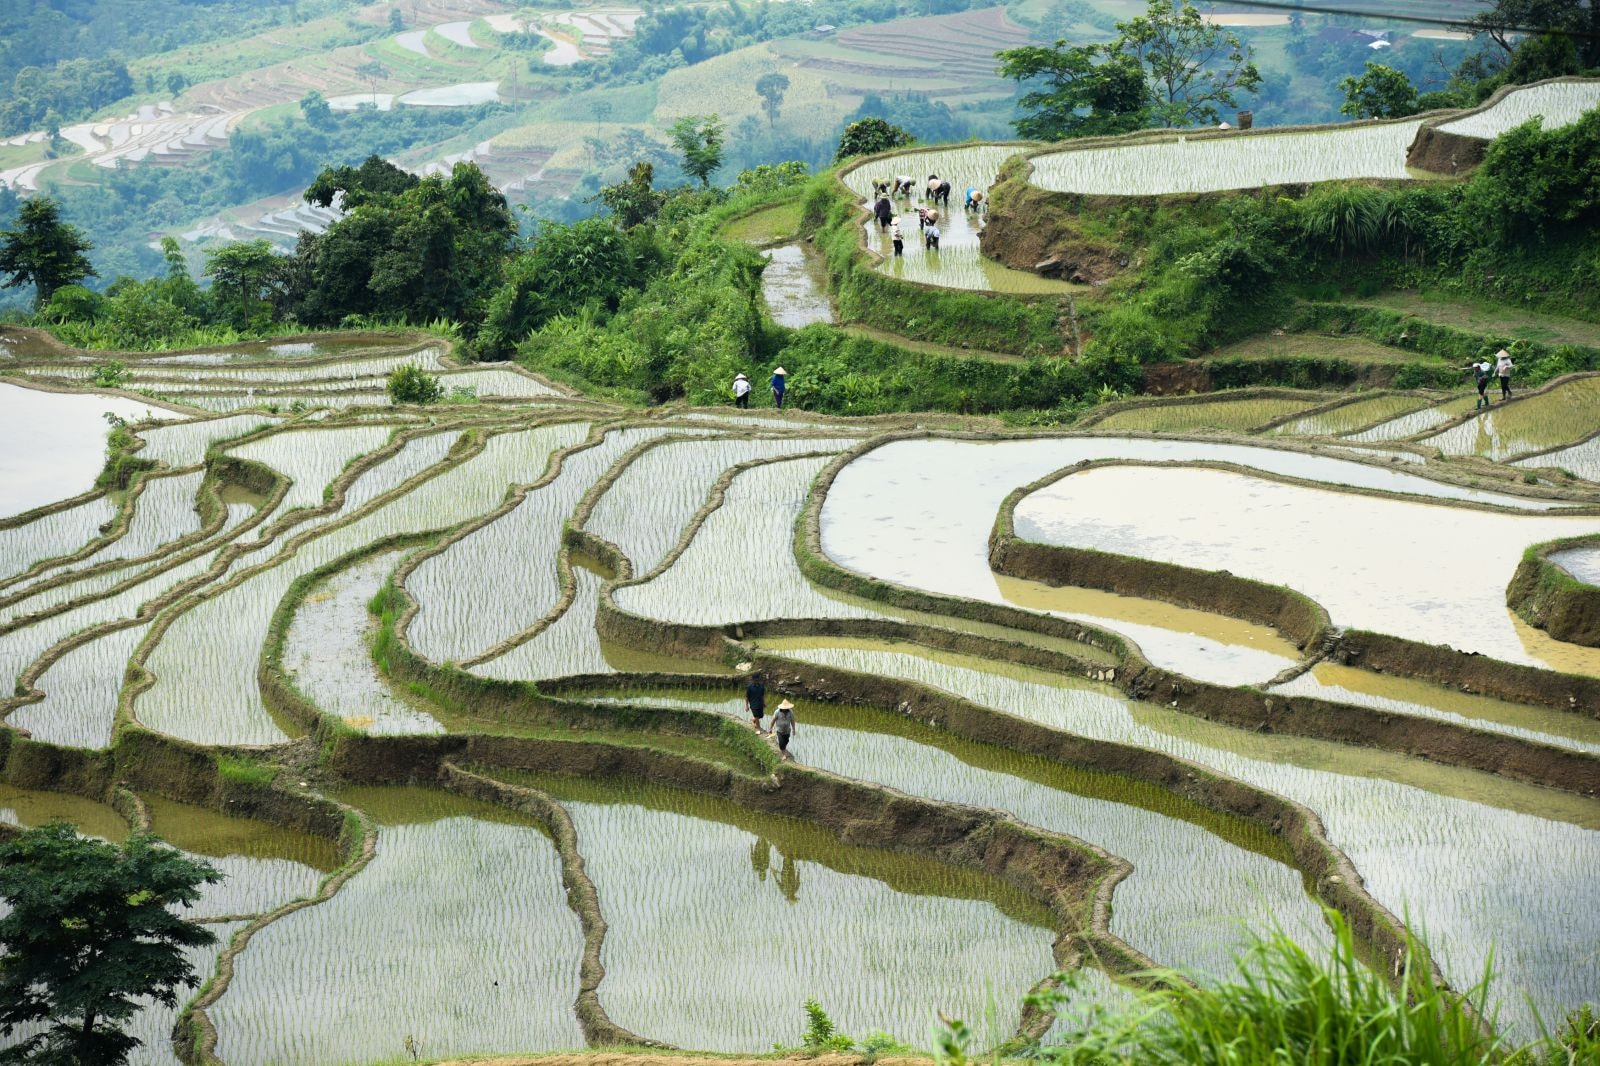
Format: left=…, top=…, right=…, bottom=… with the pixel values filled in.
left=389, top=6, right=404, bottom=32
left=596, top=162, right=667, bottom=228
left=668, top=114, right=725, bottom=187
left=997, top=41, right=1148, bottom=140
left=305, top=154, right=418, bottom=210
left=0, top=822, right=220, bottom=1066
left=300, top=90, right=335, bottom=131
left=1113, top=0, right=1261, bottom=127
left=1456, top=0, right=1600, bottom=68
left=205, top=239, right=282, bottom=328
left=355, top=59, right=390, bottom=102
left=0, top=197, right=96, bottom=309
left=833, top=117, right=914, bottom=162
left=388, top=363, right=444, bottom=404
left=1339, top=62, right=1419, bottom=119
left=755, top=72, right=790, bottom=129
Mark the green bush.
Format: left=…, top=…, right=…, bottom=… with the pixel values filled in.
left=386, top=363, right=443, bottom=405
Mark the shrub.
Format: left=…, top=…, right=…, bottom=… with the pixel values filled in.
left=386, top=363, right=443, bottom=405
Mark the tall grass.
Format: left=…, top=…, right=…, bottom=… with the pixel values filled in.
left=1026, top=910, right=1597, bottom=1065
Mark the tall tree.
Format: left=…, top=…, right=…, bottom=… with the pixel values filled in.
left=1114, top=0, right=1261, bottom=127
left=997, top=42, right=1148, bottom=139
left=833, top=117, right=914, bottom=162
left=205, top=239, right=282, bottom=328
left=1456, top=0, right=1600, bottom=68
left=1339, top=62, right=1420, bottom=119
left=0, top=822, right=221, bottom=1066
left=668, top=114, right=726, bottom=187
left=755, top=72, right=790, bottom=128
left=0, top=197, right=96, bottom=309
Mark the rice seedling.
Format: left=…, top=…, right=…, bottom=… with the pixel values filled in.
left=1012, top=465, right=1600, bottom=667
left=615, top=456, right=880, bottom=626
left=227, top=426, right=395, bottom=510
left=209, top=786, right=585, bottom=1065
left=600, top=678, right=1335, bottom=985
left=136, top=414, right=279, bottom=468
left=435, top=367, right=563, bottom=398
left=1515, top=434, right=1600, bottom=483
left=1551, top=548, right=1600, bottom=585
left=284, top=551, right=445, bottom=734
left=763, top=638, right=1600, bottom=1037
left=0, top=494, right=121, bottom=585
left=1091, top=397, right=1316, bottom=433
left=1270, top=395, right=1433, bottom=437
left=1421, top=378, right=1600, bottom=460
left=470, top=560, right=613, bottom=681
left=1028, top=122, right=1424, bottom=197
left=1271, top=661, right=1600, bottom=754
left=137, top=425, right=588, bottom=745
left=1342, top=394, right=1482, bottom=442
left=407, top=425, right=685, bottom=663
left=585, top=436, right=858, bottom=575
left=6, top=622, right=150, bottom=749
left=1436, top=80, right=1600, bottom=140
left=516, top=770, right=1058, bottom=1051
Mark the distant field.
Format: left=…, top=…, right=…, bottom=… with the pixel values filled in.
left=1211, top=333, right=1425, bottom=365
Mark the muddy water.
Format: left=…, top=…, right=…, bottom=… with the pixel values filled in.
left=1270, top=661, right=1600, bottom=754
left=1516, top=433, right=1600, bottom=484
left=1272, top=394, right=1433, bottom=437
left=212, top=786, right=585, bottom=1065
left=0, top=382, right=183, bottom=516
left=143, top=794, right=337, bottom=918
left=1343, top=394, right=1480, bottom=442
left=0, top=781, right=129, bottom=839
left=1013, top=465, right=1600, bottom=671
left=590, top=679, right=1333, bottom=983
left=992, top=574, right=1300, bottom=684
left=759, top=639, right=1600, bottom=1036
left=515, top=769, right=1058, bottom=1051
left=284, top=550, right=445, bottom=734
left=761, top=244, right=835, bottom=328
left=1421, top=378, right=1600, bottom=459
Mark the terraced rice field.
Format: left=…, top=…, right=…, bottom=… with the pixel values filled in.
left=3, top=332, right=1598, bottom=1060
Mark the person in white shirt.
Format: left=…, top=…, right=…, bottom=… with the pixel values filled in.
left=732, top=371, right=751, bottom=408
left=1494, top=348, right=1515, bottom=402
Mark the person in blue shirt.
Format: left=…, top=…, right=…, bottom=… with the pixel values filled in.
left=771, top=366, right=787, bottom=409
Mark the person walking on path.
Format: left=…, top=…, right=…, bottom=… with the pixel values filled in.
left=890, top=216, right=903, bottom=257
left=1462, top=358, right=1492, bottom=408
left=732, top=372, right=751, bottom=408
left=771, top=366, right=788, bottom=409
left=745, top=673, right=767, bottom=732
left=771, top=699, right=797, bottom=759
left=1495, top=348, right=1515, bottom=401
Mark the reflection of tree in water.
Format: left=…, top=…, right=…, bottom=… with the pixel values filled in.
left=750, top=835, right=801, bottom=902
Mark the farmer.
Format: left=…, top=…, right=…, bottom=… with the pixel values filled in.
left=745, top=672, right=767, bottom=732
left=1494, top=348, right=1515, bottom=401
left=924, top=219, right=940, bottom=251
left=916, top=205, right=929, bottom=231
left=1461, top=358, right=1491, bottom=408
left=873, top=195, right=893, bottom=229
left=771, top=366, right=788, bottom=409
left=965, top=188, right=984, bottom=213
left=890, top=216, right=904, bottom=257
left=871, top=176, right=890, bottom=198
left=894, top=174, right=915, bottom=196
left=931, top=178, right=952, bottom=207
left=771, top=699, right=797, bottom=759
left=732, top=371, right=751, bottom=408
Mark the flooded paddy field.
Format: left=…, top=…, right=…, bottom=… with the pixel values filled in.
left=3, top=332, right=1599, bottom=1060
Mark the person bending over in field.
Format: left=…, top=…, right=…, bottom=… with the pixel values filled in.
left=965, top=188, right=985, bottom=213
left=894, top=175, right=915, bottom=196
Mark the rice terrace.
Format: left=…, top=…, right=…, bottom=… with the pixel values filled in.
left=1, top=0, right=1600, bottom=1061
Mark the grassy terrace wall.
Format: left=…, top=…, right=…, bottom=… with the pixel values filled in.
left=802, top=168, right=1066, bottom=358
left=1507, top=535, right=1600, bottom=648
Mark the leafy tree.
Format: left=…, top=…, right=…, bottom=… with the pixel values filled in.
left=0, top=197, right=96, bottom=309
left=997, top=41, right=1148, bottom=139
left=305, top=154, right=419, bottom=210
left=596, top=162, right=668, bottom=228
left=0, top=822, right=220, bottom=1066
left=668, top=114, right=726, bottom=187
left=1465, top=108, right=1600, bottom=242
left=205, top=239, right=281, bottom=328
left=833, top=116, right=914, bottom=162
left=733, top=161, right=809, bottom=197
left=389, top=6, right=404, bottom=32
left=387, top=363, right=444, bottom=404
left=755, top=72, right=790, bottom=128
left=1339, top=63, right=1419, bottom=119
left=1114, top=0, right=1261, bottom=127
left=166, top=71, right=188, bottom=97
left=1456, top=0, right=1600, bottom=68
left=300, top=90, right=336, bottom=131
left=355, top=60, right=390, bottom=101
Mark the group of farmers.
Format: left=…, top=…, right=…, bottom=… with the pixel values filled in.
left=870, top=173, right=986, bottom=257
left=731, top=366, right=787, bottom=409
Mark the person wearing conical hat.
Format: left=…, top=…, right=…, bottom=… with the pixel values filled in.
left=770, top=366, right=787, bottom=410
left=771, top=699, right=797, bottom=758
left=732, top=371, right=751, bottom=408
